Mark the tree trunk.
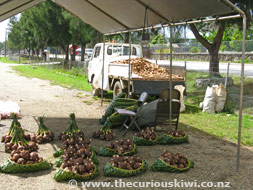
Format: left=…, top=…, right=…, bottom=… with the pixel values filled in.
left=189, top=23, right=225, bottom=76
left=61, top=45, right=69, bottom=61
left=72, top=44, right=76, bottom=61
left=209, top=49, right=219, bottom=76
left=81, top=44, right=86, bottom=61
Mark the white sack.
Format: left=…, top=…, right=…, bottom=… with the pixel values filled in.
left=215, top=83, right=227, bottom=112
left=202, top=86, right=217, bottom=113
left=174, top=85, right=186, bottom=112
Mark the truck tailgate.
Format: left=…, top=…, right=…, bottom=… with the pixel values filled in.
left=132, top=80, right=185, bottom=95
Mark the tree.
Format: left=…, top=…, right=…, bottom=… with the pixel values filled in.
left=189, top=0, right=253, bottom=75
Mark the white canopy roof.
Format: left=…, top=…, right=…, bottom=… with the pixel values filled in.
left=1, top=0, right=238, bottom=34
left=0, top=0, right=44, bottom=22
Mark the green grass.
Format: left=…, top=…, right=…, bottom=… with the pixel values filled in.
left=0, top=56, right=31, bottom=64
left=12, top=65, right=92, bottom=92
left=0, top=57, right=19, bottom=63
left=181, top=71, right=253, bottom=146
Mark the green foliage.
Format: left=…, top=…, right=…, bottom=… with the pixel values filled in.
left=103, top=160, right=148, bottom=177
left=54, top=165, right=99, bottom=182
left=158, top=134, right=189, bottom=145
left=0, top=159, right=53, bottom=173
left=12, top=65, right=92, bottom=92
left=189, top=47, right=200, bottom=53
left=99, top=144, right=137, bottom=157
left=133, top=136, right=159, bottom=146
left=150, top=34, right=167, bottom=44
left=219, top=45, right=227, bottom=52
left=151, top=158, right=194, bottom=172
left=154, top=49, right=173, bottom=54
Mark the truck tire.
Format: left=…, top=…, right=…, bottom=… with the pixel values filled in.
left=92, top=88, right=100, bottom=96
left=91, top=79, right=100, bottom=96
left=113, top=81, right=123, bottom=98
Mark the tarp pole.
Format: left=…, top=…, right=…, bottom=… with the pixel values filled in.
left=236, top=14, right=246, bottom=172
left=169, top=25, right=173, bottom=130
left=184, top=24, right=187, bottom=83
left=101, top=35, right=105, bottom=106
left=128, top=31, right=132, bottom=98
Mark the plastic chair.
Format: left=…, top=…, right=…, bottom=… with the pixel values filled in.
left=154, top=100, right=181, bottom=131
left=159, top=89, right=180, bottom=101
left=117, top=92, right=148, bottom=136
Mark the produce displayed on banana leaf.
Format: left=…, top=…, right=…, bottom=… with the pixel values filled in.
left=99, top=139, right=137, bottom=156
left=54, top=122, right=99, bottom=181
left=133, top=128, right=159, bottom=145
left=5, top=124, right=38, bottom=153
left=99, top=93, right=127, bottom=124
left=0, top=127, right=52, bottom=173
left=151, top=150, right=194, bottom=172
left=30, top=117, right=54, bottom=144
left=104, top=155, right=148, bottom=177
left=93, top=119, right=115, bottom=141
left=58, top=113, right=80, bottom=140
left=54, top=158, right=99, bottom=182
left=1, top=114, right=30, bottom=144
left=158, top=130, right=189, bottom=145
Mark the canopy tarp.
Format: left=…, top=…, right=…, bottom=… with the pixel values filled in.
left=0, top=0, right=44, bottom=22
left=1, top=0, right=237, bottom=34
left=53, top=0, right=236, bottom=34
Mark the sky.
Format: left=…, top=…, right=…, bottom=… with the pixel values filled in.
left=0, top=19, right=9, bottom=42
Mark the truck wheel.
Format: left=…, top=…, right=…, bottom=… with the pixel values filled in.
left=113, top=81, right=123, bottom=98
left=91, top=79, right=100, bottom=96
left=92, top=88, right=100, bottom=96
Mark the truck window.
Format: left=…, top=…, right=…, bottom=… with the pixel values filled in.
left=93, top=46, right=101, bottom=58
left=122, top=46, right=137, bottom=56
left=107, top=46, right=112, bottom=55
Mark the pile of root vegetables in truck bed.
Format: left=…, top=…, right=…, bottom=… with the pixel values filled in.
left=111, top=57, right=184, bottom=81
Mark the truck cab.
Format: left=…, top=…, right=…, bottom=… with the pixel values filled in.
left=88, top=43, right=142, bottom=96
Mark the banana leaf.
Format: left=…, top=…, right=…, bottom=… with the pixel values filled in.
left=55, top=157, right=64, bottom=167
left=133, top=136, right=159, bottom=146
left=0, top=159, right=53, bottom=173
left=158, top=134, right=189, bottom=145
left=99, top=144, right=137, bottom=156
left=53, top=149, right=64, bottom=158
left=104, top=160, right=147, bottom=177
left=54, top=165, right=99, bottom=182
left=151, top=158, right=194, bottom=172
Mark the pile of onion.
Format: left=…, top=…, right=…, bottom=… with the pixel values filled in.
left=160, top=150, right=189, bottom=168
left=135, top=127, right=156, bottom=140
left=110, top=155, right=143, bottom=170
left=31, top=117, right=54, bottom=144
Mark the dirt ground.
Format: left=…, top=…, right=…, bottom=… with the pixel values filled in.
left=0, top=63, right=253, bottom=190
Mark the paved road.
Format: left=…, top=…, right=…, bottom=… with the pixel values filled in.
left=149, top=60, right=253, bottom=76
left=50, top=54, right=253, bottom=76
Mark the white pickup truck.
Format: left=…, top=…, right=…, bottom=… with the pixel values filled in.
left=88, top=43, right=185, bottom=97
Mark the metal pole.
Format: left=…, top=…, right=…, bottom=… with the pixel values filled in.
left=4, top=30, right=7, bottom=57
left=101, top=35, right=105, bottom=106
left=236, top=15, right=246, bottom=172
left=169, top=25, right=173, bottom=130
left=225, top=63, right=230, bottom=89
left=128, top=32, right=132, bottom=98
left=184, top=24, right=187, bottom=84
